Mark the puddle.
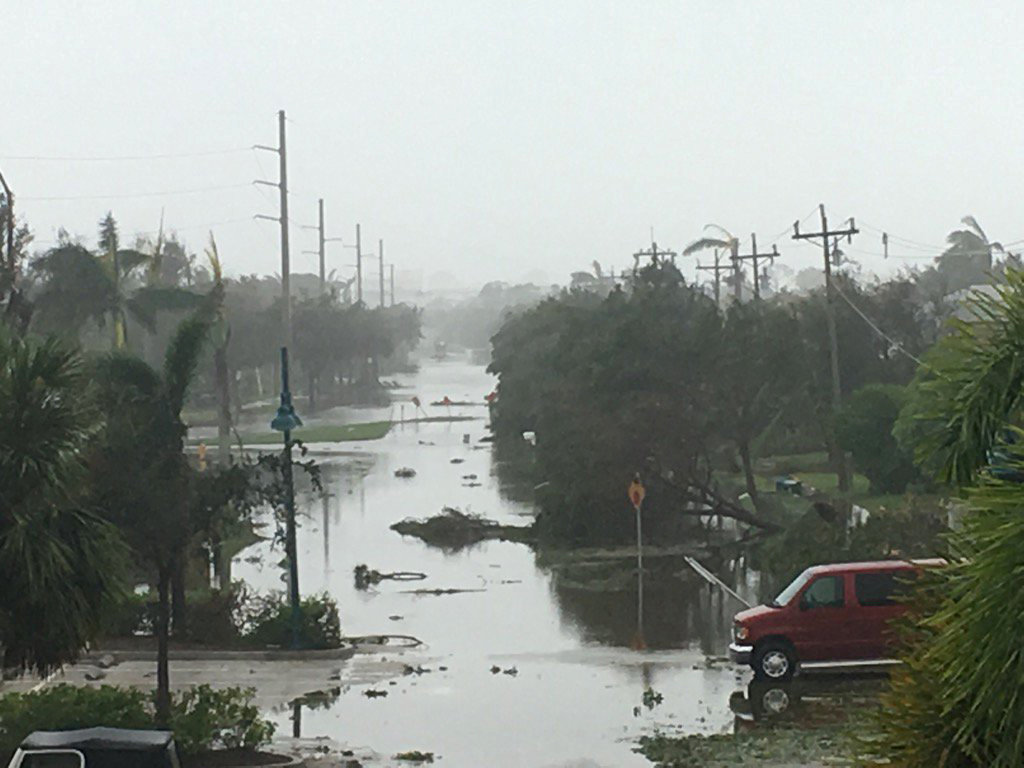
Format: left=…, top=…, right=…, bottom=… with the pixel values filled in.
left=231, top=358, right=878, bottom=767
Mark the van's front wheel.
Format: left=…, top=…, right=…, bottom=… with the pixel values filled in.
left=753, top=641, right=795, bottom=681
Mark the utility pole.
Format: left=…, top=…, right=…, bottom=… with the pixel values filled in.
left=632, top=240, right=678, bottom=272
left=355, top=224, right=362, bottom=303
left=254, top=109, right=292, bottom=347
left=389, top=264, right=395, bottom=306
left=733, top=234, right=780, bottom=300
left=793, top=204, right=858, bottom=494
left=0, top=169, right=13, bottom=278
left=256, top=111, right=302, bottom=648
left=696, top=249, right=731, bottom=308
left=729, top=238, right=742, bottom=302
left=317, top=198, right=325, bottom=291
left=301, top=199, right=329, bottom=293
left=378, top=239, right=385, bottom=308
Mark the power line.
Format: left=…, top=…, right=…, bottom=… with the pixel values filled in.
left=22, top=183, right=252, bottom=202
left=832, top=282, right=928, bottom=369
left=1, top=148, right=252, bottom=162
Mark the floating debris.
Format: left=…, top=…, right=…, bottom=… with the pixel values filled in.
left=450, top=458, right=465, bottom=464
left=354, top=563, right=427, bottom=589
left=394, top=751, right=434, bottom=763
left=394, top=467, right=417, bottom=478
left=462, top=474, right=478, bottom=480
left=391, top=507, right=535, bottom=551
left=363, top=689, right=388, bottom=698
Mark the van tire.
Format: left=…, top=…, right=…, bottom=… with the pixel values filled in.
left=753, top=640, right=795, bottom=681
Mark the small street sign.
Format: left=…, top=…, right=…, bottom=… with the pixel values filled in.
left=629, top=476, right=645, bottom=509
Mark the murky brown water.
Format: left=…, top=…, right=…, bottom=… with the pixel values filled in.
left=231, top=358, right=875, bottom=767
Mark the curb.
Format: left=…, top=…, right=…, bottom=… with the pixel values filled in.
left=81, top=647, right=356, bottom=663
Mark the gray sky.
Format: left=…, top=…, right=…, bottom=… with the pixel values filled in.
left=6, top=1, right=1024, bottom=289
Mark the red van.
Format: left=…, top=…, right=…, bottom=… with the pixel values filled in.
left=729, top=559, right=942, bottom=680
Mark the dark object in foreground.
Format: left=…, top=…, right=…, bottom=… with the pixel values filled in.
left=390, top=507, right=534, bottom=551
left=11, top=728, right=180, bottom=768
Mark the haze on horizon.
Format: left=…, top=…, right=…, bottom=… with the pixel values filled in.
left=5, top=0, right=1024, bottom=290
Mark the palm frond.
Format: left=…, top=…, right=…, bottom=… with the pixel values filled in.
left=163, top=313, right=212, bottom=414
left=683, top=237, right=732, bottom=256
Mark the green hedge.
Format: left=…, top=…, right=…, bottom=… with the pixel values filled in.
left=0, top=684, right=274, bottom=756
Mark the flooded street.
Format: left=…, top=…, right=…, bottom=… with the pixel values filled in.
left=233, top=358, right=759, bottom=767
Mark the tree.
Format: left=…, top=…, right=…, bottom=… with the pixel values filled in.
left=836, top=384, right=919, bottom=494
left=0, top=333, right=126, bottom=672
left=874, top=267, right=1024, bottom=766
left=89, top=311, right=211, bottom=722
left=714, top=301, right=802, bottom=511
left=935, top=215, right=1002, bottom=292
left=31, top=213, right=202, bottom=350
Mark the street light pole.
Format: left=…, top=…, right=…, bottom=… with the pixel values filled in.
left=271, top=346, right=303, bottom=648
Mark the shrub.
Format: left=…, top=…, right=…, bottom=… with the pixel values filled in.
left=0, top=685, right=151, bottom=750
left=0, top=684, right=273, bottom=757
left=183, top=587, right=246, bottom=646
left=242, top=592, right=342, bottom=650
left=99, top=591, right=155, bottom=638
left=169, top=685, right=275, bottom=756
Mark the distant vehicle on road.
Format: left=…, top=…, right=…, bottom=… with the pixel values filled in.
left=729, top=559, right=944, bottom=680
left=7, top=728, right=180, bottom=768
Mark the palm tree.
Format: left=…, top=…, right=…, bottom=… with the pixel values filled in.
left=936, top=215, right=1004, bottom=292
left=90, top=309, right=212, bottom=722
left=32, top=213, right=203, bottom=350
left=683, top=225, right=741, bottom=302
left=876, top=266, right=1024, bottom=765
left=0, top=333, right=126, bottom=673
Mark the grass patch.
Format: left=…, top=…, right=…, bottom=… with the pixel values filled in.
left=638, top=725, right=856, bottom=768
left=233, top=421, right=392, bottom=445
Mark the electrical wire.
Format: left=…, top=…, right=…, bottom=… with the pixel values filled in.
left=832, top=282, right=928, bottom=368
left=21, top=183, right=253, bottom=202
left=1, top=148, right=252, bottom=162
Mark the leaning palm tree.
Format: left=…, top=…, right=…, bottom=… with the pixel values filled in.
left=90, top=309, right=212, bottom=723
left=875, top=267, right=1024, bottom=766
left=32, top=213, right=203, bottom=350
left=935, top=215, right=1004, bottom=293
left=0, top=332, right=127, bottom=673
left=683, top=224, right=741, bottom=302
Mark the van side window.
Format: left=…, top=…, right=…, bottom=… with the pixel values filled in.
left=856, top=571, right=914, bottom=606
left=800, top=575, right=844, bottom=608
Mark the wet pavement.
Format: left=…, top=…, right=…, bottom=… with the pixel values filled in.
left=231, top=358, right=757, bottom=767
left=4, top=358, right=883, bottom=767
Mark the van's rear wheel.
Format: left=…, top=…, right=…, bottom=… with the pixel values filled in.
left=753, top=641, right=795, bottom=681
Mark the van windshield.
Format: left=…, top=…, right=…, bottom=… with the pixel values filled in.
left=771, top=569, right=812, bottom=607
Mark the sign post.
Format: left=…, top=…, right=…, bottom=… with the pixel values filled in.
left=629, top=474, right=646, bottom=650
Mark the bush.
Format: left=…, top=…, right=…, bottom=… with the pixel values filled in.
left=183, top=587, right=246, bottom=646
left=0, top=684, right=273, bottom=757
left=169, top=685, right=275, bottom=755
left=0, top=685, right=150, bottom=750
left=99, top=591, right=155, bottom=638
left=242, top=592, right=342, bottom=650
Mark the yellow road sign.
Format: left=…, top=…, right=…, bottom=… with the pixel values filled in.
left=628, top=477, right=645, bottom=509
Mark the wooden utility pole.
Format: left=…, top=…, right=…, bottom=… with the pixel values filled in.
left=793, top=204, right=858, bottom=493
left=378, top=239, right=385, bottom=308
left=733, top=234, right=780, bottom=300
left=389, top=264, right=395, bottom=306
left=0, top=169, right=12, bottom=278
left=696, top=250, right=731, bottom=307
left=729, top=238, right=741, bottom=302
left=632, top=240, right=678, bottom=273
left=254, top=109, right=291, bottom=347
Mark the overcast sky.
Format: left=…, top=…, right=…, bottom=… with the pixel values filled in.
left=6, top=1, right=1024, bottom=291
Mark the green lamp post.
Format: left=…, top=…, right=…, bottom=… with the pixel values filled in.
left=271, top=346, right=302, bottom=648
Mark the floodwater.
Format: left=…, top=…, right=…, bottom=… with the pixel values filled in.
left=231, top=358, right=869, bottom=768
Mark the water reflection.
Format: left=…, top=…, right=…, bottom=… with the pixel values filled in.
left=730, top=676, right=885, bottom=729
